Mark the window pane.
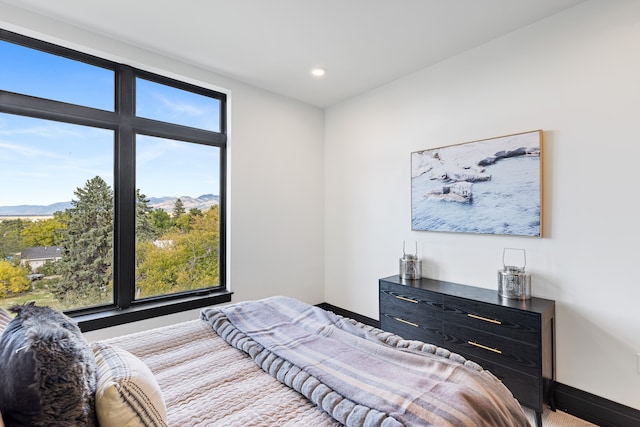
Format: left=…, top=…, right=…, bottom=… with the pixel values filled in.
left=0, top=113, right=114, bottom=311
left=135, top=135, right=220, bottom=299
left=136, top=78, right=221, bottom=131
left=0, top=40, right=114, bottom=111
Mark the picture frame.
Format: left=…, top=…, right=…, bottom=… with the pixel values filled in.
left=411, top=130, right=542, bottom=237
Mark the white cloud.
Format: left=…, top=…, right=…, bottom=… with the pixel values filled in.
left=156, top=93, right=205, bottom=117
left=0, top=140, right=59, bottom=159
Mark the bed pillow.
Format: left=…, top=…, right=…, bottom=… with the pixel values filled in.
left=92, top=342, right=168, bottom=427
left=0, top=303, right=97, bottom=426
left=0, top=307, right=9, bottom=427
left=0, top=307, right=11, bottom=334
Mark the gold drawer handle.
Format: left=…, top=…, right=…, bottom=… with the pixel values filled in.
left=395, top=317, right=419, bottom=328
left=395, top=295, right=419, bottom=304
left=467, top=313, right=502, bottom=325
left=468, top=341, right=502, bottom=354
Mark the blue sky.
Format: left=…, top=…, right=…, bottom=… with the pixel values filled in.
left=0, top=40, right=221, bottom=207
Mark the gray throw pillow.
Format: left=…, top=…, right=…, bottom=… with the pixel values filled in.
left=0, top=303, right=97, bottom=426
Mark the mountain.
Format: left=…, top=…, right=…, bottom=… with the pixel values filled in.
left=0, top=194, right=219, bottom=216
left=146, top=194, right=219, bottom=213
left=0, top=201, right=73, bottom=216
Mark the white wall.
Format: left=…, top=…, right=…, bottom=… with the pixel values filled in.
left=0, top=4, right=326, bottom=340
left=325, top=0, right=640, bottom=410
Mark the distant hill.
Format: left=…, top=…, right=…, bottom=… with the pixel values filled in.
left=146, top=194, right=219, bottom=213
left=0, top=194, right=219, bottom=216
left=0, top=201, right=73, bottom=216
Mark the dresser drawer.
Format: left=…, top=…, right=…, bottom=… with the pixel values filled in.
left=380, top=283, right=443, bottom=346
left=443, top=296, right=538, bottom=343
left=380, top=285, right=442, bottom=326
left=380, top=315, right=443, bottom=347
left=443, top=323, right=540, bottom=377
left=475, top=358, right=541, bottom=409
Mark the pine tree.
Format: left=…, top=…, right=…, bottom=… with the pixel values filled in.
left=54, top=176, right=114, bottom=306
left=173, top=198, right=185, bottom=218
left=136, top=189, right=156, bottom=242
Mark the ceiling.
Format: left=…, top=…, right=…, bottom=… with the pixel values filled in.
left=1, top=0, right=586, bottom=108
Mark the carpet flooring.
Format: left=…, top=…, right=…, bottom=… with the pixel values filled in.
left=523, top=407, right=598, bottom=427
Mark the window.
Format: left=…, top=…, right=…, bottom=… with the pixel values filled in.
left=135, top=135, right=222, bottom=300
left=0, top=30, right=229, bottom=330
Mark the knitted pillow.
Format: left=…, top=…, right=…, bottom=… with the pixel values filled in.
left=92, top=342, right=168, bottom=427
left=0, top=303, right=97, bottom=426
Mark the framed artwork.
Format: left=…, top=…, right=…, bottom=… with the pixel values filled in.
left=411, top=130, right=542, bottom=237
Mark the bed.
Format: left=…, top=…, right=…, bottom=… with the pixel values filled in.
left=0, top=296, right=530, bottom=426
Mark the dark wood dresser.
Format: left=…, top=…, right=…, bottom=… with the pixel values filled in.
left=379, top=275, right=555, bottom=427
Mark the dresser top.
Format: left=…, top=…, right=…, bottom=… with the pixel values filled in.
left=380, top=275, right=555, bottom=314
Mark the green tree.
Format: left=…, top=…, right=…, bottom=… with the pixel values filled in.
left=0, top=219, right=26, bottom=259
left=0, top=259, right=30, bottom=298
left=53, top=209, right=72, bottom=224
left=54, top=176, right=113, bottom=306
left=173, top=198, right=185, bottom=218
left=174, top=213, right=191, bottom=231
left=173, top=206, right=203, bottom=232
left=150, top=208, right=172, bottom=232
left=180, top=205, right=220, bottom=286
left=21, top=217, right=67, bottom=247
left=136, top=205, right=220, bottom=297
left=188, top=208, right=203, bottom=218
left=136, top=190, right=156, bottom=242
left=38, top=259, right=60, bottom=276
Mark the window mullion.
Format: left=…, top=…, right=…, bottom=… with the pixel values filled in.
left=0, top=90, right=118, bottom=129
left=114, top=65, right=136, bottom=309
left=133, top=116, right=226, bottom=146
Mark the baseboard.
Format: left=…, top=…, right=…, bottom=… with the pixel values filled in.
left=553, top=383, right=640, bottom=427
left=317, top=302, right=640, bottom=427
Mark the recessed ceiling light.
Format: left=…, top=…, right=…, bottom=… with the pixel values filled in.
left=311, top=68, right=326, bottom=77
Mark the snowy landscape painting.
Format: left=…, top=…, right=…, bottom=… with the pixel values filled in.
left=411, top=130, right=542, bottom=237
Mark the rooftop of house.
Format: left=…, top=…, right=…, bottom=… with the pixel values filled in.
left=19, top=246, right=62, bottom=260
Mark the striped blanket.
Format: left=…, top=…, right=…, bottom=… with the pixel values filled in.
left=202, top=296, right=529, bottom=427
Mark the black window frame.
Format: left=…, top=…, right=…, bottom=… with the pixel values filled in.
left=0, top=29, right=231, bottom=331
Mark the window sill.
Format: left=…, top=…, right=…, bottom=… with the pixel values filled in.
left=74, top=290, right=232, bottom=332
